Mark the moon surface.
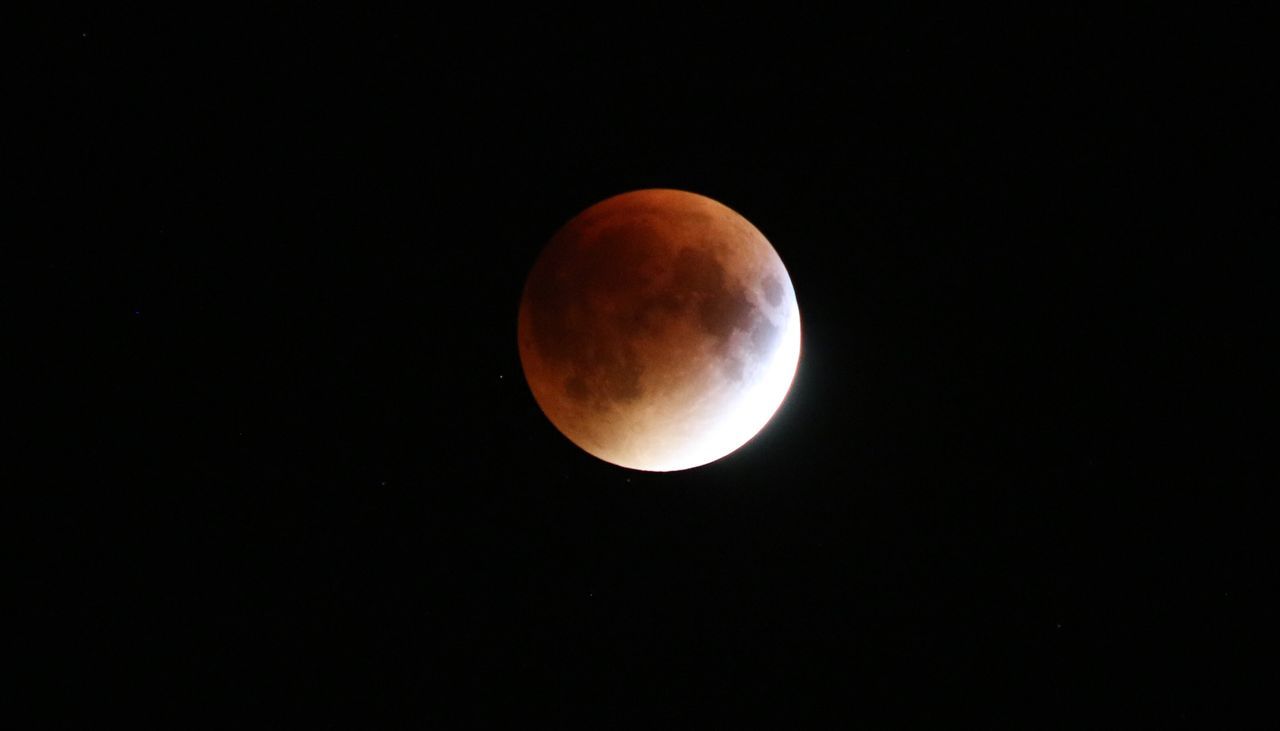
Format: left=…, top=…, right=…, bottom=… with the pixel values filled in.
left=518, top=189, right=801, bottom=472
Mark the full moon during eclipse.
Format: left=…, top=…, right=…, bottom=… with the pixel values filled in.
left=518, top=189, right=801, bottom=471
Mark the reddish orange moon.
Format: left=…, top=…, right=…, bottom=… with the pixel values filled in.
left=518, top=189, right=801, bottom=472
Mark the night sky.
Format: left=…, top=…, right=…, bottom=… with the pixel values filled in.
left=26, top=6, right=1267, bottom=726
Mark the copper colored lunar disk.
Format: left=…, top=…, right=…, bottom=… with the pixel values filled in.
left=517, top=189, right=801, bottom=472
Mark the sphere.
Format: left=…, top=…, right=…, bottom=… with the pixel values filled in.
left=518, top=189, right=801, bottom=471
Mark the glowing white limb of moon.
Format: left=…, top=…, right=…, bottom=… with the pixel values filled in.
left=638, top=304, right=800, bottom=472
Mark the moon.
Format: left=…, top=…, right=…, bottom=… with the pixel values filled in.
left=518, top=189, right=801, bottom=472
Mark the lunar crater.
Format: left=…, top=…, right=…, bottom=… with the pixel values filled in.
left=761, top=275, right=783, bottom=307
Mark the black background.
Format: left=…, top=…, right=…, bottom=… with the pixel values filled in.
left=26, top=6, right=1268, bottom=726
